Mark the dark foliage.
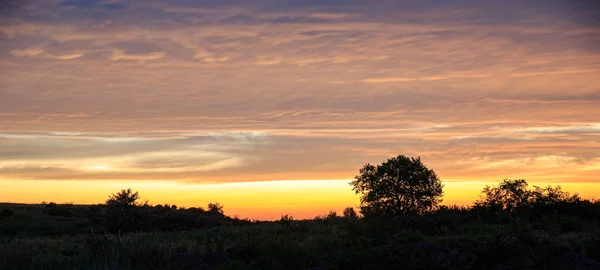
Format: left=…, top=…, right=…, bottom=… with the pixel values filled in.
left=1, top=186, right=600, bottom=269
left=208, top=202, right=224, bottom=215
left=0, top=208, right=14, bottom=218
left=102, top=189, right=229, bottom=233
left=351, top=155, right=444, bottom=216
left=106, top=188, right=140, bottom=207
left=472, top=179, right=597, bottom=223
left=2, top=157, right=600, bottom=269
left=43, top=204, right=74, bottom=217
left=343, top=207, right=358, bottom=218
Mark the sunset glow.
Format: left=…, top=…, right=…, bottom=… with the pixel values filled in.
left=1, top=0, right=599, bottom=219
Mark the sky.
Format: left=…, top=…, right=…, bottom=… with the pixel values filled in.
left=1, top=0, right=599, bottom=219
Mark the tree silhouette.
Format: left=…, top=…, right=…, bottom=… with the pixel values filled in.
left=476, top=179, right=529, bottom=211
left=475, top=179, right=580, bottom=211
left=105, top=188, right=147, bottom=233
left=343, top=207, right=358, bottom=218
left=350, top=155, right=444, bottom=216
left=106, top=188, right=140, bottom=207
left=530, top=185, right=580, bottom=205
left=208, top=202, right=224, bottom=215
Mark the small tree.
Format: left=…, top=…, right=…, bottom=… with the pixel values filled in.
left=105, top=188, right=148, bottom=233
left=208, top=202, right=224, bottom=215
left=106, top=188, right=140, bottom=207
left=476, top=179, right=581, bottom=211
left=343, top=207, right=358, bottom=218
left=476, top=179, right=530, bottom=211
left=280, top=214, right=294, bottom=223
left=531, top=185, right=580, bottom=205
left=350, top=155, right=444, bottom=216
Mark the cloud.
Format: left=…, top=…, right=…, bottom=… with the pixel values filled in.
left=510, top=69, right=599, bottom=77
left=362, top=73, right=490, bottom=83
left=10, top=48, right=45, bottom=57
left=254, top=56, right=281, bottom=65
left=0, top=0, right=599, bottom=186
left=0, top=131, right=269, bottom=181
left=109, top=50, right=165, bottom=61
left=510, top=124, right=600, bottom=134
left=10, top=48, right=84, bottom=60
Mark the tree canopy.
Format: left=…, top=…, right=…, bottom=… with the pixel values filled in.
left=475, top=179, right=581, bottom=211
left=106, top=188, right=141, bottom=207
left=350, top=155, right=444, bottom=216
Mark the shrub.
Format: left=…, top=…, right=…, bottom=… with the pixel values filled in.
left=280, top=214, right=294, bottom=223
left=475, top=179, right=582, bottom=214
left=475, top=179, right=530, bottom=211
left=343, top=207, right=358, bottom=219
left=208, top=203, right=224, bottom=215
left=106, top=189, right=140, bottom=207
left=104, top=189, right=149, bottom=233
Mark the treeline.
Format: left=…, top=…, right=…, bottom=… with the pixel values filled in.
left=0, top=189, right=246, bottom=236
left=350, top=155, right=599, bottom=219
left=472, top=179, right=598, bottom=220
left=268, top=178, right=598, bottom=237
left=358, top=179, right=598, bottom=236
left=2, top=154, right=599, bottom=237
left=2, top=179, right=599, bottom=237
left=1, top=154, right=600, bottom=269
left=102, top=188, right=242, bottom=233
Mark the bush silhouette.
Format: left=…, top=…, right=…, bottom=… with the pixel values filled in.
left=476, top=179, right=530, bottom=211
left=343, top=207, right=358, bottom=218
left=475, top=179, right=581, bottom=212
left=106, top=188, right=141, bottom=207
left=350, top=155, right=443, bottom=216
left=100, top=189, right=230, bottom=233
left=530, top=185, right=581, bottom=205
left=208, top=203, right=224, bottom=215
left=280, top=214, right=293, bottom=223
left=105, top=188, right=149, bottom=233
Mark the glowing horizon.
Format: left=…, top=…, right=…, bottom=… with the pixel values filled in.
left=1, top=0, right=599, bottom=219
left=1, top=178, right=599, bottom=220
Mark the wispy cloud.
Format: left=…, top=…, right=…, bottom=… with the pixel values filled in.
left=362, top=73, right=490, bottom=83
left=0, top=0, right=599, bottom=187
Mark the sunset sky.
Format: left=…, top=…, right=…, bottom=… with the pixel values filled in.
left=1, top=0, right=599, bottom=219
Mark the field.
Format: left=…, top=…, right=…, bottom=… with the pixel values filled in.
left=1, top=202, right=600, bottom=270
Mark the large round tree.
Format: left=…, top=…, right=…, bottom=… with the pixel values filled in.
left=350, top=155, right=443, bottom=216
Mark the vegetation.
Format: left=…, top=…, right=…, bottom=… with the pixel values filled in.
left=0, top=200, right=237, bottom=237
left=1, top=155, right=599, bottom=269
left=475, top=178, right=582, bottom=211
left=107, top=188, right=142, bottom=207
left=343, top=207, right=358, bottom=219
left=351, top=155, right=444, bottom=216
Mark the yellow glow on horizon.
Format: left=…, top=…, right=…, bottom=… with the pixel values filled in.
left=2, top=1, right=599, bottom=224
left=1, top=179, right=599, bottom=220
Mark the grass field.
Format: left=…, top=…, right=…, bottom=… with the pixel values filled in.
left=1, top=201, right=600, bottom=269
